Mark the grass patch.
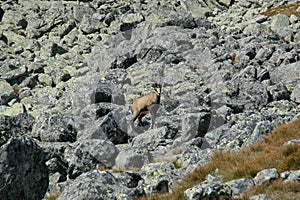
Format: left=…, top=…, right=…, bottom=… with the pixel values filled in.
left=138, top=118, right=300, bottom=200
left=242, top=179, right=300, bottom=200
left=261, top=3, right=300, bottom=18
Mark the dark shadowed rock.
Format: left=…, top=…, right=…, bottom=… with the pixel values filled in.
left=0, top=107, right=34, bottom=146
left=0, top=79, right=17, bottom=105
left=0, top=6, right=4, bottom=22
left=99, top=107, right=130, bottom=144
left=0, top=136, right=49, bottom=200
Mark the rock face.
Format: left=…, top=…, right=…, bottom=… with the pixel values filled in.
left=0, top=0, right=300, bottom=199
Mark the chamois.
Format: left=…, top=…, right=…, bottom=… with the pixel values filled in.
left=131, top=83, right=162, bottom=130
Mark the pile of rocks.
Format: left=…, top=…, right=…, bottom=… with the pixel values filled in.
left=185, top=166, right=300, bottom=200
left=1, top=0, right=300, bottom=199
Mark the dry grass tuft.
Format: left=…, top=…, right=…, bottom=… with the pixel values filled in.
left=138, top=118, right=300, bottom=200
left=261, top=3, right=300, bottom=18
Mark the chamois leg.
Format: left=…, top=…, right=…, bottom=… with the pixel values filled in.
left=150, top=110, right=156, bottom=129
left=150, top=104, right=159, bottom=129
left=131, top=111, right=140, bottom=130
left=138, top=113, right=146, bottom=126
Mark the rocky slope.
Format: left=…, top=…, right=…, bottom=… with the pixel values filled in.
left=0, top=0, right=300, bottom=199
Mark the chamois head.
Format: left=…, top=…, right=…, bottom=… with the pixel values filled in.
left=151, top=83, right=162, bottom=96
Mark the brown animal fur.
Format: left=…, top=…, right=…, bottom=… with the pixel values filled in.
left=131, top=83, right=161, bottom=130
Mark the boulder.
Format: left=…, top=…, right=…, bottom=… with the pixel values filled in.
left=0, top=79, right=16, bottom=105
left=99, top=107, right=130, bottom=144
left=57, top=170, right=142, bottom=200
left=268, top=83, right=290, bottom=101
left=64, top=139, right=119, bottom=178
left=181, top=112, right=211, bottom=140
left=131, top=126, right=176, bottom=150
left=291, top=83, right=300, bottom=103
left=0, top=106, right=34, bottom=146
left=249, top=194, right=273, bottom=200
left=140, top=162, right=179, bottom=194
left=283, top=170, right=300, bottom=183
left=184, top=182, right=232, bottom=200
left=0, top=136, right=49, bottom=200
left=176, top=138, right=213, bottom=169
left=270, top=62, right=300, bottom=91
left=114, top=148, right=152, bottom=171
left=225, top=178, right=254, bottom=198
left=253, top=168, right=279, bottom=185
left=32, top=112, right=77, bottom=142
left=270, top=14, right=292, bottom=39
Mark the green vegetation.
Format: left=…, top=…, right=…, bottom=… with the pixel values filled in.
left=139, top=118, right=300, bottom=200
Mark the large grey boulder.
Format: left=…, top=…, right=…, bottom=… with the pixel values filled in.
left=64, top=139, right=119, bottom=178
left=114, top=148, right=152, bottom=171
left=131, top=126, right=177, bottom=150
left=32, top=112, right=77, bottom=142
left=74, top=103, right=118, bottom=140
left=140, top=162, right=179, bottom=194
left=270, top=62, right=300, bottom=91
left=181, top=112, right=211, bottom=140
left=0, top=136, right=49, bottom=200
left=57, top=170, right=142, bottom=200
left=205, top=113, right=274, bottom=149
left=176, top=138, right=213, bottom=170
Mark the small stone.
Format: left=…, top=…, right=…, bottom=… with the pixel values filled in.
left=217, top=0, right=233, bottom=7
left=284, top=170, right=300, bottom=183
left=291, top=84, right=300, bottom=103
left=249, top=194, right=272, bottom=200
left=253, top=168, right=279, bottom=185
left=290, top=14, right=299, bottom=23
left=38, top=74, right=53, bottom=86
left=283, top=139, right=300, bottom=146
